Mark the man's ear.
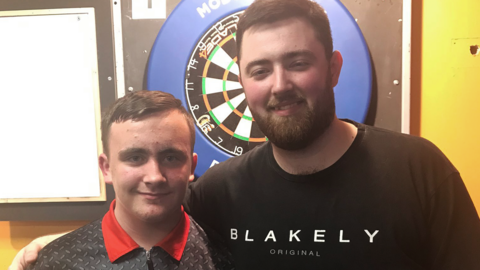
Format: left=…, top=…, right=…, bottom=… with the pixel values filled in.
left=98, top=153, right=113, bottom=185
left=189, top=153, right=198, bottom=182
left=329, top=50, right=343, bottom=87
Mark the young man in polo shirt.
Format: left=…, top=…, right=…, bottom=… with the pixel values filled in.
left=27, top=90, right=234, bottom=270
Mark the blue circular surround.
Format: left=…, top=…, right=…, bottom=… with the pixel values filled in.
left=148, top=0, right=372, bottom=176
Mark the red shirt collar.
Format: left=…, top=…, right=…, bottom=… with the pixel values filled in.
left=102, top=199, right=190, bottom=262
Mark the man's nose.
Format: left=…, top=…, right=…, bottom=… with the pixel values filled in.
left=143, top=159, right=167, bottom=184
left=271, top=68, right=293, bottom=95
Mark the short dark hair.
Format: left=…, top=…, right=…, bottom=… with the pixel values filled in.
left=101, top=90, right=195, bottom=156
left=236, top=0, right=333, bottom=62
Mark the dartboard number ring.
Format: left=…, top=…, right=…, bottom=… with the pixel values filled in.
left=185, top=11, right=267, bottom=157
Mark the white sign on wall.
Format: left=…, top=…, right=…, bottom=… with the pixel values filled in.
left=0, top=8, right=105, bottom=203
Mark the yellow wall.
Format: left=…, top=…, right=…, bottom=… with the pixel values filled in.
left=1, top=0, right=479, bottom=268
left=414, top=0, right=480, bottom=213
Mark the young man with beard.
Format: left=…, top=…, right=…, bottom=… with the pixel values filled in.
left=186, top=0, right=480, bottom=269
left=24, top=91, right=234, bottom=270
left=10, top=0, right=480, bottom=269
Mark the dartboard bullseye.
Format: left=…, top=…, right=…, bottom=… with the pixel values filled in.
left=185, top=11, right=267, bottom=156
left=147, top=0, right=372, bottom=176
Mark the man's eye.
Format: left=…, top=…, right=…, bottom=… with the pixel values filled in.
left=162, top=155, right=184, bottom=167
left=291, top=61, right=309, bottom=69
left=165, top=156, right=178, bottom=162
left=251, top=69, right=269, bottom=78
left=128, top=155, right=145, bottom=163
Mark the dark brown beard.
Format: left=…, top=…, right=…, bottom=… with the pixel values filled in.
left=251, top=83, right=336, bottom=151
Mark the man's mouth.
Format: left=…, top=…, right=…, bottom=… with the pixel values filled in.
left=138, top=192, right=171, bottom=199
left=269, top=99, right=305, bottom=115
left=274, top=100, right=304, bottom=111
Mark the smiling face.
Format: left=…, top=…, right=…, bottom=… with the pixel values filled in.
left=238, top=18, right=342, bottom=150
left=99, top=110, right=197, bottom=225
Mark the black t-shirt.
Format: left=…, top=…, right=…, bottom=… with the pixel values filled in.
left=186, top=120, right=480, bottom=270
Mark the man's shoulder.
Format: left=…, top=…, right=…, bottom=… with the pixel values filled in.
left=41, top=219, right=103, bottom=250
left=361, top=123, right=447, bottom=155
left=359, top=122, right=457, bottom=173
left=201, top=141, right=270, bottom=180
left=30, top=219, right=106, bottom=270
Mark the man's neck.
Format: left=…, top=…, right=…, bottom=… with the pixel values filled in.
left=114, top=204, right=182, bottom=250
left=272, top=118, right=358, bottom=175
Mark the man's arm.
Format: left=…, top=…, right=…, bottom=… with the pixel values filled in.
left=8, top=232, right=68, bottom=270
left=426, top=172, right=480, bottom=269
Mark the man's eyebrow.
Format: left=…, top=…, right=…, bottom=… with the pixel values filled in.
left=282, top=50, right=316, bottom=60
left=158, top=147, right=186, bottom=155
left=118, top=148, right=148, bottom=158
left=244, top=50, right=317, bottom=74
left=245, top=59, right=271, bottom=74
left=118, top=147, right=187, bottom=158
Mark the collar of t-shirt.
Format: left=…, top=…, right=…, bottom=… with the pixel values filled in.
left=101, top=199, right=190, bottom=262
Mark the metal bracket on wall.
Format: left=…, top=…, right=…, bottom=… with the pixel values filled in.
left=112, top=0, right=126, bottom=98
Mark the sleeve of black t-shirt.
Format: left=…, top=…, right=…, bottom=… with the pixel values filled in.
left=183, top=181, right=195, bottom=214
left=184, top=163, right=228, bottom=235
left=426, top=172, right=480, bottom=269
left=184, top=175, right=215, bottom=225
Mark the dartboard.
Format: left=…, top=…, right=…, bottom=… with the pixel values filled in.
left=185, top=11, right=266, bottom=156
left=148, top=0, right=372, bottom=176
